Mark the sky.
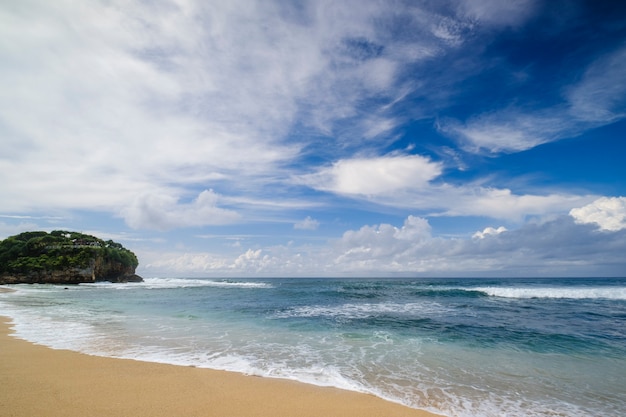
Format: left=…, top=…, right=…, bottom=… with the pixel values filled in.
left=1, top=0, right=626, bottom=278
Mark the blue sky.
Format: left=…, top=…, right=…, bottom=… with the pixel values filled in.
left=1, top=0, right=625, bottom=277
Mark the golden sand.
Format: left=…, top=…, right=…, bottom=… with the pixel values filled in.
left=0, top=317, right=442, bottom=417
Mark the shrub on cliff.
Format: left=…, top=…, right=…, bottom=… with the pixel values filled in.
left=0, top=231, right=139, bottom=274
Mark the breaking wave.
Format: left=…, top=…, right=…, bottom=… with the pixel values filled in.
left=474, top=286, right=626, bottom=300
left=81, top=277, right=273, bottom=290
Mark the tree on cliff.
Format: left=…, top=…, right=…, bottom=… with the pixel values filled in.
left=0, top=231, right=142, bottom=284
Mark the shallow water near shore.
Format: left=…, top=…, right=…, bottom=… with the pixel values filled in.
left=1, top=277, right=625, bottom=417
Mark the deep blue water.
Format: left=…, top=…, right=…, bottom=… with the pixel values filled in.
left=1, top=277, right=625, bottom=417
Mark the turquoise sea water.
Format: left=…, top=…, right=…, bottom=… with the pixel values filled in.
left=1, top=277, right=625, bottom=417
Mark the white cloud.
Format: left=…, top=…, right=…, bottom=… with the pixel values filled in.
left=394, top=215, right=432, bottom=240
left=570, top=197, right=626, bottom=231
left=336, top=216, right=431, bottom=251
left=300, top=155, right=442, bottom=196
left=294, top=216, right=320, bottom=230
left=332, top=215, right=433, bottom=271
left=473, top=226, right=507, bottom=239
left=123, top=190, right=240, bottom=230
left=432, top=187, right=594, bottom=221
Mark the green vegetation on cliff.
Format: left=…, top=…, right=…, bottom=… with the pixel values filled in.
left=0, top=230, right=139, bottom=277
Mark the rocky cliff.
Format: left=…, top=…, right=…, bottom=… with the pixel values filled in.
left=0, top=231, right=143, bottom=285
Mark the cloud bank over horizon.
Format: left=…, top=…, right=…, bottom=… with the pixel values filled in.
left=139, top=197, right=626, bottom=277
left=1, top=0, right=625, bottom=276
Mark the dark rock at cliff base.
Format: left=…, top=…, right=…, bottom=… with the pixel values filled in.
left=0, top=231, right=143, bottom=285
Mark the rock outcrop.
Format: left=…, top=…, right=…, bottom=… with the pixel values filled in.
left=0, top=231, right=143, bottom=285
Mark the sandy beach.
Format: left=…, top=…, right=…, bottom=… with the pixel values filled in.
left=0, top=316, right=441, bottom=417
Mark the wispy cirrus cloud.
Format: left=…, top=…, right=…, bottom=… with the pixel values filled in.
left=456, top=0, right=538, bottom=27
left=0, top=0, right=492, bottom=229
left=439, top=45, right=626, bottom=154
left=437, top=109, right=578, bottom=153
left=566, top=46, right=626, bottom=124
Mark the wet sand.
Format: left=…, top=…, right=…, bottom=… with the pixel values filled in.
left=0, top=317, right=442, bottom=417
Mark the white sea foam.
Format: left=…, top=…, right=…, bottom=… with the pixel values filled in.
left=3, top=308, right=101, bottom=352
left=273, top=301, right=449, bottom=319
left=80, top=277, right=272, bottom=290
left=255, top=364, right=368, bottom=393
left=114, top=345, right=370, bottom=394
left=475, top=286, right=626, bottom=300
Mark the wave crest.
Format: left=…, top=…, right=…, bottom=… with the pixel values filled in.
left=475, top=286, right=626, bottom=300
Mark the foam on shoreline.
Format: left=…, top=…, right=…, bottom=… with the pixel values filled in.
left=0, top=316, right=442, bottom=417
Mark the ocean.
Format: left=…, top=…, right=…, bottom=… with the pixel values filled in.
left=1, top=277, right=625, bottom=417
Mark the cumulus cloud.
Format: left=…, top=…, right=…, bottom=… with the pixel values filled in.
left=299, top=155, right=442, bottom=196
left=328, top=213, right=625, bottom=276
left=570, top=197, right=626, bottom=231
left=473, top=226, right=507, bottom=239
left=294, top=216, right=320, bottom=230
left=336, top=215, right=431, bottom=250
left=331, top=215, right=433, bottom=271
left=233, top=249, right=266, bottom=270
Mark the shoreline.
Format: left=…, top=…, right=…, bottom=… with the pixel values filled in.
left=0, top=316, right=443, bottom=417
